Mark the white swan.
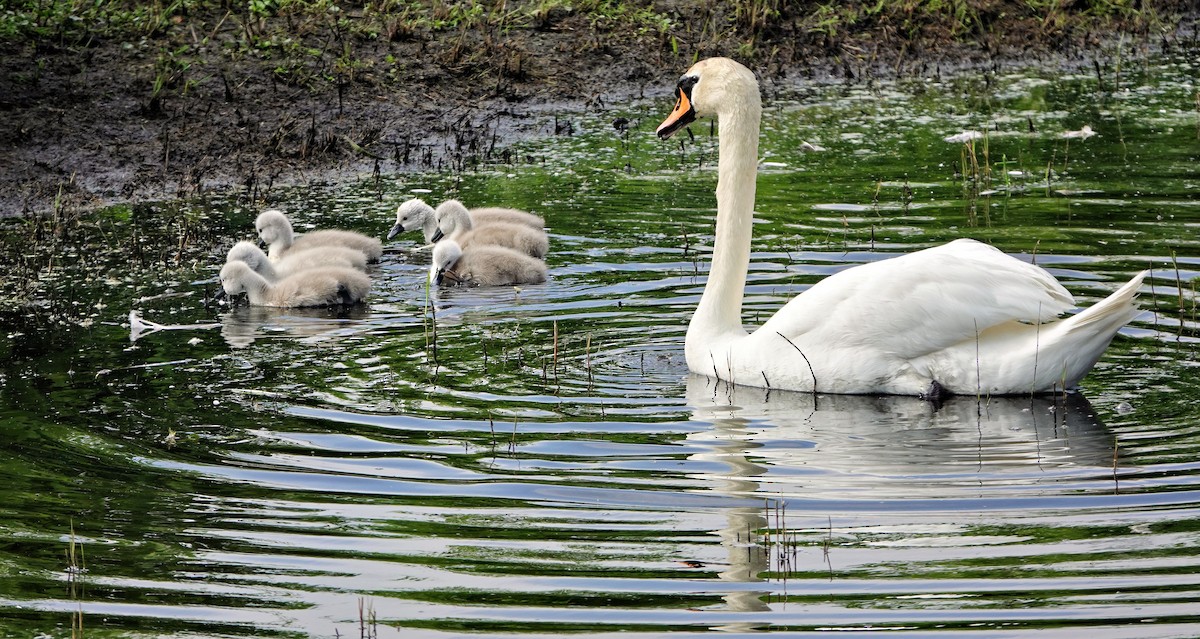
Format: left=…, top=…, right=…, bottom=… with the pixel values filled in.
left=429, top=239, right=547, bottom=287
left=656, top=57, right=1147, bottom=397
left=388, top=198, right=545, bottom=243
left=219, top=260, right=371, bottom=307
left=255, top=210, right=383, bottom=263
left=432, top=200, right=549, bottom=258
left=226, top=241, right=367, bottom=281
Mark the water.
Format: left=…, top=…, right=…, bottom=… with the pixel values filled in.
left=2, top=53, right=1199, bottom=637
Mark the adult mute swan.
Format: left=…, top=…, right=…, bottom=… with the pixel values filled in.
left=432, top=200, right=549, bottom=258
left=256, top=210, right=383, bottom=263
left=656, top=57, right=1147, bottom=397
left=429, top=239, right=547, bottom=287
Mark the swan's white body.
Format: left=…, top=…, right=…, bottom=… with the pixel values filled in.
left=435, top=200, right=549, bottom=258
left=429, top=239, right=547, bottom=287
left=389, top=199, right=545, bottom=244
left=255, top=210, right=383, bottom=263
left=219, top=260, right=371, bottom=307
left=226, top=241, right=367, bottom=282
left=658, top=58, right=1146, bottom=396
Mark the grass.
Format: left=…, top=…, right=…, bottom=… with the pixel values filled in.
left=1, top=1, right=1184, bottom=76
left=0, top=1, right=1189, bottom=216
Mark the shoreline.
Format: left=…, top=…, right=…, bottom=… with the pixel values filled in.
left=1, top=2, right=1194, bottom=217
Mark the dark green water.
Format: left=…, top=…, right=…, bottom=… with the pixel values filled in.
left=1, top=54, right=1199, bottom=637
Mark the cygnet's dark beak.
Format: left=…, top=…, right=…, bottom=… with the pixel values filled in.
left=430, top=228, right=445, bottom=243
left=432, top=268, right=445, bottom=286
left=386, top=223, right=402, bottom=240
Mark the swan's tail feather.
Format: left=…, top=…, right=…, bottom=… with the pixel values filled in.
left=1050, top=269, right=1147, bottom=389
left=1061, top=270, right=1147, bottom=332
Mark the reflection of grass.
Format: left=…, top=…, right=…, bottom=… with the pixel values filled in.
left=0, top=200, right=229, bottom=326
left=66, top=521, right=86, bottom=639
left=358, top=597, right=378, bottom=639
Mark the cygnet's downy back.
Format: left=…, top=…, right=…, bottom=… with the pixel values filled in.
left=220, top=260, right=371, bottom=307
left=255, top=209, right=383, bottom=263
left=468, top=206, right=545, bottom=231
left=430, top=240, right=547, bottom=287
left=226, top=241, right=367, bottom=282
left=433, top=200, right=549, bottom=259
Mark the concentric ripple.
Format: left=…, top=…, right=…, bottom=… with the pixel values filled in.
left=1, top=56, right=1199, bottom=638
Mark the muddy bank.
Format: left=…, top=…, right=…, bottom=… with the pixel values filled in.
left=0, top=1, right=1195, bottom=217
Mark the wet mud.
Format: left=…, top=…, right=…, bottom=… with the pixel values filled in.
left=0, top=3, right=1194, bottom=217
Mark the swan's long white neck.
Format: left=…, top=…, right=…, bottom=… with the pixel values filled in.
left=690, top=91, right=760, bottom=342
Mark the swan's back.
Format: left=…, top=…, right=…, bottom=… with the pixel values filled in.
left=459, top=245, right=547, bottom=286
left=432, top=240, right=546, bottom=287
left=760, top=239, right=1074, bottom=359
left=291, top=230, right=383, bottom=263
left=458, top=221, right=549, bottom=259
left=437, top=200, right=549, bottom=258
left=228, top=241, right=367, bottom=281
left=265, top=267, right=371, bottom=307
left=277, top=245, right=369, bottom=275
left=470, top=207, right=545, bottom=230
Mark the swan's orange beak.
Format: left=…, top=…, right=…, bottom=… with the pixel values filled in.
left=657, top=81, right=697, bottom=140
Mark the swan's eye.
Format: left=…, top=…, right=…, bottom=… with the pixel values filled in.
left=678, top=74, right=699, bottom=95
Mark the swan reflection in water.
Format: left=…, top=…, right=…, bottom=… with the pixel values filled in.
left=683, top=374, right=1120, bottom=618
left=219, top=304, right=372, bottom=348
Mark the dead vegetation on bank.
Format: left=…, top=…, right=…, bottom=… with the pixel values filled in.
left=0, top=0, right=1193, bottom=218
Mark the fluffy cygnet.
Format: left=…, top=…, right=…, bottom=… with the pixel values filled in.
left=433, top=200, right=549, bottom=259
left=219, top=260, right=371, bottom=307
left=387, top=198, right=546, bottom=244
left=226, top=241, right=367, bottom=282
left=429, top=239, right=547, bottom=287
left=388, top=199, right=439, bottom=243
left=255, top=210, right=383, bottom=263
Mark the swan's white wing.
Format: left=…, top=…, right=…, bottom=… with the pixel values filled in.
left=759, top=239, right=1075, bottom=360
